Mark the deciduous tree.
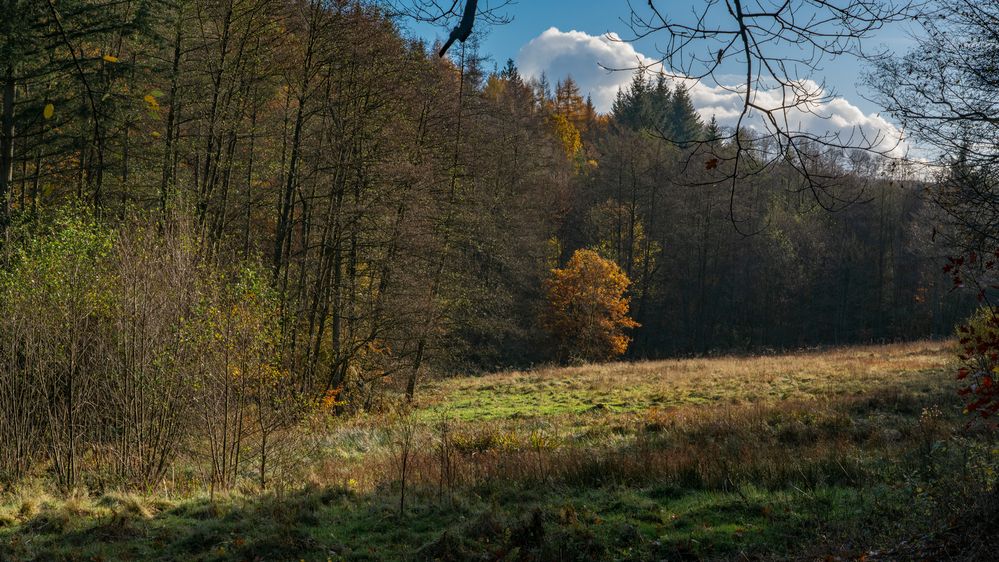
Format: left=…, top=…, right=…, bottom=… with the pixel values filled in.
left=541, top=249, right=638, bottom=362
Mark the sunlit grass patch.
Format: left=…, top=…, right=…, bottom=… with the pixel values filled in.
left=2, top=339, right=985, bottom=561
left=419, top=340, right=953, bottom=421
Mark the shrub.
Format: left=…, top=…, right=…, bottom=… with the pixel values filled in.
left=0, top=210, right=115, bottom=488
left=0, top=205, right=301, bottom=492
left=956, top=306, right=999, bottom=420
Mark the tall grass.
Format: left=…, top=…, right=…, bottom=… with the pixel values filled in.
left=4, top=340, right=996, bottom=560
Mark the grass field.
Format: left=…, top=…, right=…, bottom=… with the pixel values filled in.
left=2, top=340, right=997, bottom=561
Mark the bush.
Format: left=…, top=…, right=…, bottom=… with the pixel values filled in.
left=0, top=205, right=301, bottom=492
left=0, top=210, right=115, bottom=488
left=956, top=306, right=999, bottom=420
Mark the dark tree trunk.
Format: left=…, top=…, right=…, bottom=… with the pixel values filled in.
left=0, top=70, right=14, bottom=227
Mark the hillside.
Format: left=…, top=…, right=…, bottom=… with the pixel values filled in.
left=5, top=340, right=994, bottom=561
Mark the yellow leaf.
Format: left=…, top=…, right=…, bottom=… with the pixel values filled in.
left=43, top=103, right=54, bottom=120
left=102, top=54, right=119, bottom=63
left=150, top=131, right=161, bottom=138
left=143, top=94, right=160, bottom=111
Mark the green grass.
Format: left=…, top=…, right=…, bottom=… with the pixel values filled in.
left=0, top=482, right=913, bottom=561
left=417, top=341, right=951, bottom=421
left=3, top=339, right=995, bottom=561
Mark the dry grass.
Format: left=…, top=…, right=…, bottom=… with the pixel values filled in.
left=418, top=340, right=953, bottom=420
left=293, top=341, right=960, bottom=506
left=4, top=339, right=990, bottom=561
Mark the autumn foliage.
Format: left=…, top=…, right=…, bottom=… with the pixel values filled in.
left=956, top=306, right=999, bottom=422
left=947, top=251, right=999, bottom=422
left=541, top=249, right=639, bottom=362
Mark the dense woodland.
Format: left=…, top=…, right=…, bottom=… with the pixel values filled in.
left=0, top=0, right=979, bottom=493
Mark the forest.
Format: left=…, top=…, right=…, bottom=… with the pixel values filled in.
left=1, top=0, right=998, bottom=560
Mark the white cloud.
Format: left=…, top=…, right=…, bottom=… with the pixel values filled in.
left=516, top=27, right=658, bottom=112
left=516, top=28, right=907, bottom=157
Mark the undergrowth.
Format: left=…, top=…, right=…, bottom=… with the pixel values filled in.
left=2, top=340, right=995, bottom=561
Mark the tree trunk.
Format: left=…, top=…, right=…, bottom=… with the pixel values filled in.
left=0, top=70, right=14, bottom=227
left=160, top=11, right=183, bottom=220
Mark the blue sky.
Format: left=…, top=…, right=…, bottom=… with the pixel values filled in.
left=403, top=1, right=921, bottom=152
left=406, top=1, right=916, bottom=113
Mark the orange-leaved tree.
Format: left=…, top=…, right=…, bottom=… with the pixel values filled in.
left=541, top=249, right=639, bottom=362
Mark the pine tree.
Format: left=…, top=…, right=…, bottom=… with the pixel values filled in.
left=611, top=70, right=652, bottom=130
left=501, top=58, right=522, bottom=86
left=669, top=86, right=703, bottom=147
left=584, top=95, right=597, bottom=124
left=648, top=74, right=673, bottom=134
left=705, top=115, right=722, bottom=144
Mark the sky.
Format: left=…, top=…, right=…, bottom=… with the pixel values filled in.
left=404, top=0, right=923, bottom=155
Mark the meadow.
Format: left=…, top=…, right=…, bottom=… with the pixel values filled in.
left=2, top=340, right=996, bottom=561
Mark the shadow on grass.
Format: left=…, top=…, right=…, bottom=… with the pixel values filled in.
left=1, top=478, right=893, bottom=562
left=0, top=373, right=981, bottom=561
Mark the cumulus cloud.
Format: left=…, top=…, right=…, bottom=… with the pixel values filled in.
left=516, top=27, right=906, bottom=157
left=516, top=28, right=658, bottom=112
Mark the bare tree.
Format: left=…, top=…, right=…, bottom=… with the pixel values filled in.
left=868, top=0, right=999, bottom=251
left=386, top=0, right=513, bottom=28
left=623, top=0, right=919, bottom=222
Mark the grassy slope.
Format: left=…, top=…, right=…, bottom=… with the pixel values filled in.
left=3, top=340, right=988, bottom=561
left=419, top=342, right=951, bottom=420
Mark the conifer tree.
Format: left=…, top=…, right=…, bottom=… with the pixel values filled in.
left=669, top=86, right=702, bottom=146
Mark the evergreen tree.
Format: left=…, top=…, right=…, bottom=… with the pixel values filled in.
left=584, top=95, right=597, bottom=124
left=501, top=58, right=522, bottom=86
left=668, top=86, right=702, bottom=146
left=648, top=74, right=673, bottom=134
left=705, top=115, right=722, bottom=144
left=611, top=71, right=653, bottom=130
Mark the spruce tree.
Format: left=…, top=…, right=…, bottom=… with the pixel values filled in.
left=611, top=71, right=652, bottom=130
left=669, top=86, right=702, bottom=147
